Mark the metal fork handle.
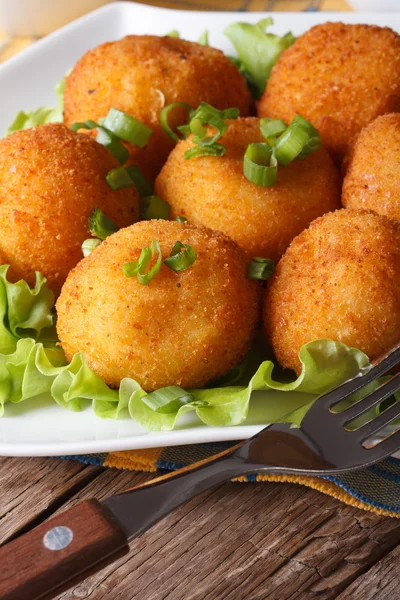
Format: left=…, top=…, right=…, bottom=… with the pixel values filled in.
left=103, top=443, right=263, bottom=541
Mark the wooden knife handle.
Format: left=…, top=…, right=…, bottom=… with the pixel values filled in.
left=0, top=499, right=128, bottom=600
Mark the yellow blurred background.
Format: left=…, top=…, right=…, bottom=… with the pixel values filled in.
left=0, top=0, right=351, bottom=64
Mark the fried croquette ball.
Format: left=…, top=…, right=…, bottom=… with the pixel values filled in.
left=56, top=220, right=260, bottom=391
left=258, top=23, right=400, bottom=163
left=0, top=123, right=139, bottom=294
left=264, top=209, right=400, bottom=374
left=155, top=117, right=341, bottom=262
left=64, top=35, right=253, bottom=180
left=342, top=114, right=400, bottom=220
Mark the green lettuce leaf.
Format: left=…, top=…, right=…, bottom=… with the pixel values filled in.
left=224, top=18, right=295, bottom=97
left=0, top=266, right=372, bottom=431
left=0, top=265, right=56, bottom=351
left=129, top=340, right=370, bottom=431
left=5, top=74, right=66, bottom=136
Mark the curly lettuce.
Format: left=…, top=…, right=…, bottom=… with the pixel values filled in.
left=0, top=266, right=371, bottom=430
left=225, top=18, right=295, bottom=98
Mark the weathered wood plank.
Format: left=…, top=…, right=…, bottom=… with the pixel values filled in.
left=47, top=472, right=400, bottom=600
left=336, top=545, right=400, bottom=600
left=0, top=457, right=101, bottom=544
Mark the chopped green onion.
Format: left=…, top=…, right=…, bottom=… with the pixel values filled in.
left=260, top=118, right=287, bottom=144
left=184, top=143, right=226, bottom=159
left=95, top=127, right=129, bottom=165
left=198, top=30, right=209, bottom=46
left=273, top=124, right=311, bottom=167
left=140, top=195, right=171, bottom=220
left=224, top=18, right=295, bottom=97
left=247, top=257, right=275, bottom=280
left=70, top=120, right=98, bottom=132
left=103, top=108, right=152, bottom=148
left=123, top=240, right=162, bottom=285
left=176, top=216, right=188, bottom=223
left=125, top=164, right=154, bottom=197
left=273, top=116, right=321, bottom=166
left=189, top=102, right=239, bottom=146
left=82, top=238, right=102, bottom=257
left=106, top=166, right=135, bottom=190
left=167, top=30, right=180, bottom=38
left=88, top=208, right=119, bottom=240
left=142, top=386, right=194, bottom=413
left=160, top=102, right=193, bottom=143
left=294, top=115, right=322, bottom=159
left=164, top=241, right=197, bottom=272
left=243, top=143, right=278, bottom=187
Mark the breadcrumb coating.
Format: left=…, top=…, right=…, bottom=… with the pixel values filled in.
left=155, top=117, right=341, bottom=262
left=258, top=23, right=400, bottom=162
left=56, top=220, right=260, bottom=391
left=343, top=114, right=400, bottom=221
left=264, top=209, right=400, bottom=374
left=0, top=123, right=139, bottom=294
left=64, top=35, right=253, bottom=180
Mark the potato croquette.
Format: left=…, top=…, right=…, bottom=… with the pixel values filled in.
left=56, top=220, right=260, bottom=391
left=155, top=117, right=341, bottom=262
left=64, top=35, right=253, bottom=180
left=264, top=209, right=400, bottom=374
left=0, top=123, right=139, bottom=294
left=342, top=114, right=400, bottom=220
left=258, top=23, right=400, bottom=163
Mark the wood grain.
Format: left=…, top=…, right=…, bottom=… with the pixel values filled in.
left=1, top=456, right=400, bottom=599
left=0, top=499, right=128, bottom=600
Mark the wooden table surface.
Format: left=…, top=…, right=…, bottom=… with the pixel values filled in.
left=2, top=1, right=400, bottom=599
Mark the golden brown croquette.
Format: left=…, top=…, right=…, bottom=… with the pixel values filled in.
left=155, top=117, right=341, bottom=263
left=64, top=35, right=253, bottom=180
left=264, top=209, right=400, bottom=374
left=258, top=23, right=400, bottom=163
left=342, top=114, right=400, bottom=220
left=56, top=220, right=260, bottom=391
left=0, top=123, right=139, bottom=294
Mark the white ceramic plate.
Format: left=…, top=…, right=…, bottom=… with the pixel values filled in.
left=0, top=2, right=398, bottom=456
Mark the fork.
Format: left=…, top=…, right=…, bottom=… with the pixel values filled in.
left=2, top=347, right=400, bottom=600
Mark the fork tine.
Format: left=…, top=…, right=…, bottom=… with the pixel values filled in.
left=370, top=426, right=400, bottom=458
left=338, top=374, right=400, bottom=425
left=354, top=390, right=400, bottom=442
left=319, top=346, right=400, bottom=409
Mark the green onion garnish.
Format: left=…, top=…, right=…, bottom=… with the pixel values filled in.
left=88, top=208, right=119, bottom=240
left=95, top=127, right=129, bottom=165
left=176, top=216, right=188, bottom=223
left=164, top=241, right=197, bottom=272
left=140, top=195, right=171, bottom=221
left=189, top=102, right=239, bottom=146
left=247, top=257, right=275, bottom=280
left=243, top=115, right=321, bottom=187
left=123, top=240, right=162, bottom=285
left=160, top=102, right=193, bottom=143
left=243, top=143, right=278, bottom=187
left=184, top=143, right=227, bottom=160
left=198, top=30, right=209, bottom=46
left=81, top=238, right=102, bottom=257
left=125, top=164, right=154, bottom=198
left=273, top=115, right=321, bottom=166
left=142, top=386, right=194, bottom=413
left=103, top=108, right=152, bottom=148
left=70, top=120, right=98, bottom=132
left=167, top=30, right=180, bottom=38
left=260, top=118, right=287, bottom=144
left=106, top=166, right=135, bottom=190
